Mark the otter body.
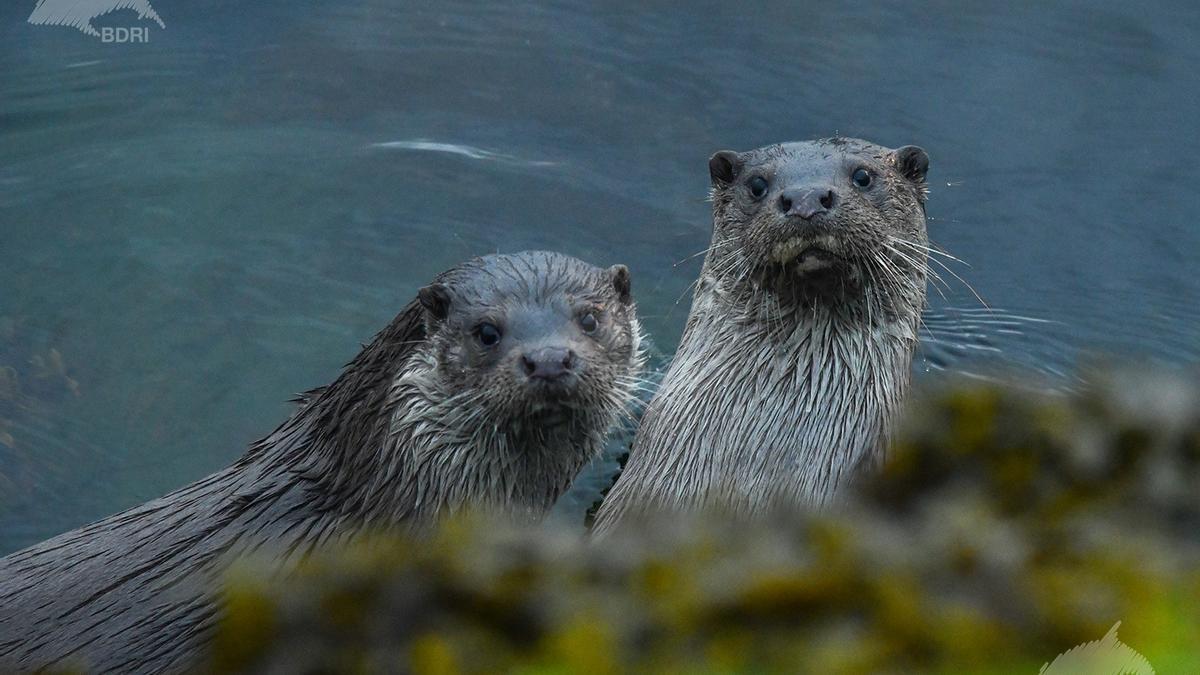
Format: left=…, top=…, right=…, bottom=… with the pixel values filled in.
left=594, top=138, right=929, bottom=533
left=0, top=251, right=642, bottom=673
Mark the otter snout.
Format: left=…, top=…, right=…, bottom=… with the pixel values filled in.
left=778, top=186, right=837, bottom=220
left=520, top=346, right=576, bottom=382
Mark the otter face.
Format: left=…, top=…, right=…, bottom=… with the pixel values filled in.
left=416, top=251, right=641, bottom=426
left=706, top=137, right=929, bottom=318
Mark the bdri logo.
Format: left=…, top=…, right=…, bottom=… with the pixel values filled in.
left=28, top=0, right=165, bottom=43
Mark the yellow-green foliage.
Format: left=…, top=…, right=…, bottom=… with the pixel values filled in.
left=209, top=371, right=1200, bottom=674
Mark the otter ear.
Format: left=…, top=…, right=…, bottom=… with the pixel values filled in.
left=894, top=145, right=929, bottom=185
left=417, top=283, right=451, bottom=321
left=708, top=150, right=743, bottom=186
left=608, top=264, right=632, bottom=305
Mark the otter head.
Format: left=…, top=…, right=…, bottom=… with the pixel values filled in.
left=706, top=137, right=929, bottom=321
left=416, top=251, right=641, bottom=430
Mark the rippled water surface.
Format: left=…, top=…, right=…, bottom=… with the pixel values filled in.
left=2, top=1, right=1198, bottom=553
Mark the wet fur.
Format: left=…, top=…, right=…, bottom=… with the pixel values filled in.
left=593, top=138, right=928, bottom=533
left=0, top=251, right=641, bottom=672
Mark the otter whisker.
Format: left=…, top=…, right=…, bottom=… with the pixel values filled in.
left=893, top=238, right=989, bottom=310
left=880, top=241, right=948, bottom=300
left=672, top=235, right=741, bottom=268
left=883, top=239, right=951, bottom=298
left=896, top=237, right=972, bottom=267
left=866, top=249, right=913, bottom=324
left=674, top=246, right=744, bottom=317
left=868, top=248, right=938, bottom=342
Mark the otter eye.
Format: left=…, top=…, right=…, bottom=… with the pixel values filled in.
left=476, top=322, right=502, bottom=347
left=578, top=312, right=598, bottom=335
left=852, top=168, right=873, bottom=188
left=747, top=175, right=769, bottom=199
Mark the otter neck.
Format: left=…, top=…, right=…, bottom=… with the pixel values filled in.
left=598, top=272, right=919, bottom=527
left=354, top=352, right=608, bottom=524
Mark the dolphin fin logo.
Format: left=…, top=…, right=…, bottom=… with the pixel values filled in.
left=1040, top=622, right=1155, bottom=675
left=28, top=0, right=165, bottom=38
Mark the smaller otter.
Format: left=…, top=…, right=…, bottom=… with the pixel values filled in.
left=593, top=138, right=929, bottom=534
left=0, top=251, right=643, bottom=673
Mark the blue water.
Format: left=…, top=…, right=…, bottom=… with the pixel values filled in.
left=2, top=1, right=1198, bottom=554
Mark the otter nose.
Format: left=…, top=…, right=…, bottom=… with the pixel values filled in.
left=778, top=187, right=837, bottom=219
left=521, top=347, right=575, bottom=381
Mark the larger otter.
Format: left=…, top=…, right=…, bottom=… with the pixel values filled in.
left=593, top=138, right=929, bottom=533
left=0, top=251, right=643, bottom=673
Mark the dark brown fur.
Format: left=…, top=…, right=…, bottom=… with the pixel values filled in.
left=0, top=251, right=642, bottom=673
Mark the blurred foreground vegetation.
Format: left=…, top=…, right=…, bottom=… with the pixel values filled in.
left=210, top=369, right=1200, bottom=673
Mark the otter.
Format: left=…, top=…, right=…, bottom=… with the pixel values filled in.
left=0, top=251, right=643, bottom=673
left=592, top=138, right=929, bottom=534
